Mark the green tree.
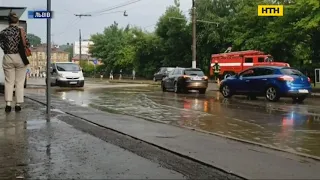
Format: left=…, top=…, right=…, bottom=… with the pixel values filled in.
left=90, top=22, right=135, bottom=72
left=155, top=6, right=192, bottom=67
left=27, top=33, right=41, bottom=46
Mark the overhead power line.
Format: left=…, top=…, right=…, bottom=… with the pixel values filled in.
left=84, top=0, right=142, bottom=16
left=52, top=18, right=81, bottom=37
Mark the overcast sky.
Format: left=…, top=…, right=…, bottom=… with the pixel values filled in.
left=1, top=0, right=192, bottom=45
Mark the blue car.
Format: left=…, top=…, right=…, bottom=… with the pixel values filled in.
left=219, top=66, right=312, bottom=102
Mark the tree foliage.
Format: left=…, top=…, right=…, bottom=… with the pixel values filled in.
left=27, top=33, right=41, bottom=47
left=89, top=0, right=320, bottom=78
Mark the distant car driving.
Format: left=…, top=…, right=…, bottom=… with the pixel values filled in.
left=153, top=67, right=174, bottom=81
left=161, top=67, right=208, bottom=94
left=219, top=66, right=312, bottom=102
left=46, top=62, right=85, bottom=87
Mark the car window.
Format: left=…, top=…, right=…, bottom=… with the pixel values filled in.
left=184, top=69, right=204, bottom=76
left=169, top=69, right=175, bottom=75
left=245, top=58, right=253, bottom=63
left=166, top=68, right=174, bottom=72
left=56, top=63, right=81, bottom=71
left=258, top=57, right=265, bottom=62
left=255, top=68, right=274, bottom=76
left=175, top=69, right=183, bottom=75
left=160, top=68, right=167, bottom=73
left=240, top=69, right=255, bottom=77
left=281, top=68, right=304, bottom=76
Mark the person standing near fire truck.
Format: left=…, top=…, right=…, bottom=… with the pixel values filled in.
left=212, top=60, right=220, bottom=81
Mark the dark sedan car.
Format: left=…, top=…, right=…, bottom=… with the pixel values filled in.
left=153, top=67, right=174, bottom=81
left=219, top=66, right=312, bottom=102
left=161, top=67, right=208, bottom=94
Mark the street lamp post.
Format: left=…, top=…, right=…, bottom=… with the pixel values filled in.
left=192, top=0, right=196, bottom=68
left=46, top=0, right=51, bottom=121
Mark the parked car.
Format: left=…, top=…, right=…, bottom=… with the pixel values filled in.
left=219, top=66, right=312, bottom=102
left=161, top=67, right=208, bottom=94
left=153, top=67, right=174, bottom=81
left=46, top=62, right=84, bottom=87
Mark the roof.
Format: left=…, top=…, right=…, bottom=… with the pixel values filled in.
left=31, top=46, right=68, bottom=53
left=0, top=6, right=26, bottom=18
left=175, top=67, right=202, bottom=70
left=249, top=66, right=290, bottom=69
left=212, top=50, right=266, bottom=58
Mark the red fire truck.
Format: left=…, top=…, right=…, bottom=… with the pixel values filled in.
left=210, top=50, right=290, bottom=79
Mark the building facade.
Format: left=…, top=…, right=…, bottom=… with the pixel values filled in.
left=29, top=45, right=69, bottom=77
left=73, top=40, right=94, bottom=56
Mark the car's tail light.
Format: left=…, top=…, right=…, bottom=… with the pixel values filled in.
left=308, top=77, right=311, bottom=83
left=183, top=75, right=191, bottom=80
left=278, top=75, right=294, bottom=82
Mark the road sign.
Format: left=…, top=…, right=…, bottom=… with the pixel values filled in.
left=93, top=59, right=98, bottom=65
left=28, top=10, right=53, bottom=19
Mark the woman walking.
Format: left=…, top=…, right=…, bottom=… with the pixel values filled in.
left=0, top=12, right=30, bottom=112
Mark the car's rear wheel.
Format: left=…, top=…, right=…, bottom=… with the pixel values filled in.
left=161, top=82, right=167, bottom=92
left=221, top=84, right=232, bottom=98
left=292, top=96, right=307, bottom=103
left=265, top=86, right=280, bottom=102
left=174, top=82, right=180, bottom=93
left=199, top=89, right=206, bottom=94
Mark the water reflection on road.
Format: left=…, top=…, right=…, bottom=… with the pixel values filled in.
left=43, top=86, right=320, bottom=157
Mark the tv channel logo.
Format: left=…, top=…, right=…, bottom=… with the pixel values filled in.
left=258, top=5, right=284, bottom=16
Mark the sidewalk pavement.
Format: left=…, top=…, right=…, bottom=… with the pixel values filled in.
left=27, top=93, right=320, bottom=179
left=0, top=96, right=184, bottom=179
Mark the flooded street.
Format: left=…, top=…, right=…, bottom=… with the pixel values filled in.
left=27, top=84, right=320, bottom=157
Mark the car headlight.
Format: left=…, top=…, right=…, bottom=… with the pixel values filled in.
left=58, top=73, right=65, bottom=78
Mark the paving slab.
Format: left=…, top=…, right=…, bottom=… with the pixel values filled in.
left=0, top=96, right=184, bottom=179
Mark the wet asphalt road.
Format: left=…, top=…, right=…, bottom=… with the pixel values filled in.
left=26, top=83, right=320, bottom=158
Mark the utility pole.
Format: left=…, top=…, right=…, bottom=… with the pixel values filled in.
left=74, top=14, right=91, bottom=65
left=192, top=0, right=196, bottom=68
left=79, top=29, right=82, bottom=65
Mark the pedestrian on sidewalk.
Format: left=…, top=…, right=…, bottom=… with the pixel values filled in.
left=132, top=69, right=136, bottom=80
left=0, top=12, right=30, bottom=112
left=109, top=70, right=113, bottom=80
left=119, top=69, right=122, bottom=80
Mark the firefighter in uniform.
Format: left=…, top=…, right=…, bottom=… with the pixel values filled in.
left=212, top=60, right=220, bottom=82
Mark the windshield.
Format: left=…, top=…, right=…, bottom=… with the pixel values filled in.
left=166, top=68, right=174, bottom=72
left=56, top=63, right=81, bottom=72
left=281, top=68, right=304, bottom=76
left=266, top=56, right=274, bottom=62
left=184, top=69, right=205, bottom=76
